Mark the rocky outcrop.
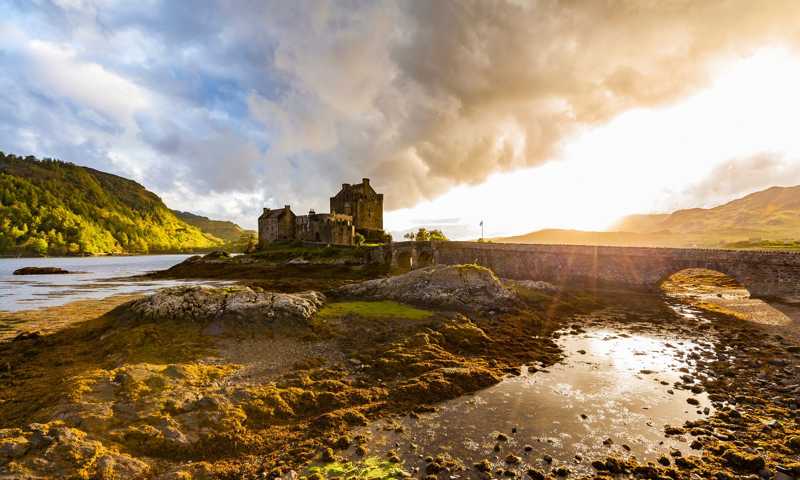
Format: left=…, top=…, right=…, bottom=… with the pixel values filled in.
left=0, top=422, right=149, bottom=479
left=123, top=286, right=325, bottom=324
left=335, top=264, right=519, bottom=313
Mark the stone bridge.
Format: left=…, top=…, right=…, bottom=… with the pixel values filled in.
left=389, top=241, right=800, bottom=300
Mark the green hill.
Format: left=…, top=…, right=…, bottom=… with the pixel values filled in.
left=0, top=152, right=223, bottom=256
left=172, top=210, right=253, bottom=243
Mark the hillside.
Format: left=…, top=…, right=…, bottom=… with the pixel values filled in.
left=497, top=185, right=800, bottom=249
left=0, top=152, right=223, bottom=256
left=615, top=185, right=800, bottom=237
left=172, top=210, right=253, bottom=243
left=493, top=229, right=694, bottom=247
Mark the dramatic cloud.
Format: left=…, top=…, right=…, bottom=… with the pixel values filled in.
left=2, top=0, right=800, bottom=227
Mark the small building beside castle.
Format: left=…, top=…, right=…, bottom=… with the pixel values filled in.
left=258, top=206, right=295, bottom=243
left=258, top=178, right=384, bottom=248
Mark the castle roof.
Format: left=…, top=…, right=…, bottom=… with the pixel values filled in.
left=332, top=178, right=380, bottom=199
left=259, top=206, right=294, bottom=219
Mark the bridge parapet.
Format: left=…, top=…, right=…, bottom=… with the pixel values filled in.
left=387, top=241, right=800, bottom=301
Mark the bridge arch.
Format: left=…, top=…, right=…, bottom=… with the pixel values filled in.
left=389, top=241, right=437, bottom=271
left=395, top=251, right=413, bottom=270
left=656, top=265, right=747, bottom=292
left=417, top=250, right=434, bottom=268
left=660, top=268, right=749, bottom=297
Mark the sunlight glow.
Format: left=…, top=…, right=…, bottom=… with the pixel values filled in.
left=387, top=47, right=800, bottom=239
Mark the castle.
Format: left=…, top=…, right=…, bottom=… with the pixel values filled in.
left=258, top=178, right=385, bottom=247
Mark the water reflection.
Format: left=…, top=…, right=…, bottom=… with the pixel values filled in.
left=350, top=328, right=713, bottom=477
left=0, top=255, right=226, bottom=312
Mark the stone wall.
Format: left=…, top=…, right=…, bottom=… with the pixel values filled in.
left=389, top=241, right=800, bottom=301
left=296, top=212, right=355, bottom=245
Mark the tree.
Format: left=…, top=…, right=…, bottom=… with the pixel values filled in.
left=28, top=237, right=48, bottom=256
left=428, top=229, right=448, bottom=241
left=403, top=228, right=449, bottom=242
left=354, top=232, right=366, bottom=246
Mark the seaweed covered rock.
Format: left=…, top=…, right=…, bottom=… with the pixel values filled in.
left=123, top=285, right=325, bottom=324
left=13, top=266, right=74, bottom=275
left=203, top=250, right=230, bottom=259
left=335, top=265, right=519, bottom=313
left=0, top=422, right=149, bottom=479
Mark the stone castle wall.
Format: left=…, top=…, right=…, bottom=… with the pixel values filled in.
left=295, top=213, right=355, bottom=245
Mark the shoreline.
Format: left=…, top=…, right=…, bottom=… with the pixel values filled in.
left=0, top=252, right=213, bottom=259
left=0, top=293, right=144, bottom=342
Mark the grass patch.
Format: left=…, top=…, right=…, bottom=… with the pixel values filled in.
left=307, top=457, right=408, bottom=479
left=248, top=242, right=376, bottom=262
left=317, top=301, right=433, bottom=321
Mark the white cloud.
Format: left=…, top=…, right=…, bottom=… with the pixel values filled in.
left=24, top=39, right=152, bottom=123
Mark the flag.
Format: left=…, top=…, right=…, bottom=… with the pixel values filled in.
left=479, top=220, right=484, bottom=227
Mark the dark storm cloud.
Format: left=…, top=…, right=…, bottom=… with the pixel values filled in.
left=2, top=0, right=800, bottom=226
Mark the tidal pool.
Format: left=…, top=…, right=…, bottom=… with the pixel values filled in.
left=348, top=327, right=714, bottom=477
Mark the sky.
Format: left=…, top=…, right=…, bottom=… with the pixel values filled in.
left=2, top=1, right=800, bottom=240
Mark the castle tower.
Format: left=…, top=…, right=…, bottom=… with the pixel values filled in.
left=330, top=178, right=384, bottom=238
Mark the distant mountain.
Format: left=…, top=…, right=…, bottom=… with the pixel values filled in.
left=496, top=185, right=800, bottom=250
left=493, top=228, right=690, bottom=247
left=614, top=185, right=800, bottom=236
left=172, top=210, right=254, bottom=243
left=0, top=152, right=223, bottom=256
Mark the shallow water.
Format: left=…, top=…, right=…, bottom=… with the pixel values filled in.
left=351, top=327, right=714, bottom=477
left=0, top=255, right=222, bottom=312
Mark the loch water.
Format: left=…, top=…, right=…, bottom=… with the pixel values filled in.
left=0, top=255, right=219, bottom=312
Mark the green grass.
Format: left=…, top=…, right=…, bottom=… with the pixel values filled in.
left=307, top=457, right=408, bottom=479
left=316, top=301, right=433, bottom=320
left=249, top=243, right=364, bottom=262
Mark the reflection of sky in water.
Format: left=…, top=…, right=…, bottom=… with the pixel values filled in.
left=351, top=328, right=714, bottom=477
left=0, top=256, right=225, bottom=312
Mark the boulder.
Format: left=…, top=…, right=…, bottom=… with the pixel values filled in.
left=336, top=264, right=520, bottom=313
left=123, top=285, right=325, bottom=324
left=203, top=250, right=231, bottom=259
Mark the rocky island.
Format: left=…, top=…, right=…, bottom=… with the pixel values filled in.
left=12, top=267, right=76, bottom=275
